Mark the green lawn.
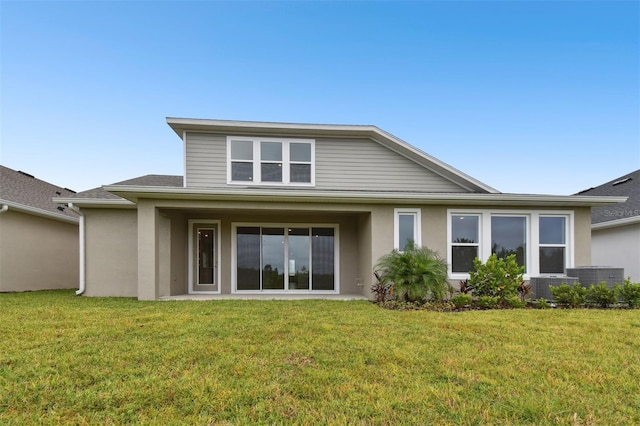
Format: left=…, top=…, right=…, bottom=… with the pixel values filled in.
left=1, top=291, right=639, bottom=425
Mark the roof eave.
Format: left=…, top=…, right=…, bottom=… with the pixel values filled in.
left=0, top=199, right=80, bottom=224
left=592, top=215, right=640, bottom=230
left=102, top=186, right=627, bottom=207
left=53, top=197, right=137, bottom=209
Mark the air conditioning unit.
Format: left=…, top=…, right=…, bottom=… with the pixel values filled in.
left=566, top=267, right=625, bottom=288
left=530, top=276, right=580, bottom=300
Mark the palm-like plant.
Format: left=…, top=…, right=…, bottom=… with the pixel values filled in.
left=375, top=242, right=449, bottom=302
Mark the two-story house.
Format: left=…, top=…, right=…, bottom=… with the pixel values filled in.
left=55, top=118, right=624, bottom=300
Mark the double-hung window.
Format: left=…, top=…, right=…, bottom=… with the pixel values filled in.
left=394, top=208, right=421, bottom=251
left=538, top=216, right=567, bottom=274
left=448, top=210, right=573, bottom=278
left=228, top=137, right=315, bottom=185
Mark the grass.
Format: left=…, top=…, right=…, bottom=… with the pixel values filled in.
left=1, top=290, right=639, bottom=425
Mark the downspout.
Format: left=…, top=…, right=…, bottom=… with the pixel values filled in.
left=67, top=203, right=85, bottom=295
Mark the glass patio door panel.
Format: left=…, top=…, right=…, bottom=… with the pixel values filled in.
left=262, top=228, right=285, bottom=290
left=288, top=228, right=310, bottom=290
left=312, top=227, right=335, bottom=291
left=237, top=227, right=261, bottom=290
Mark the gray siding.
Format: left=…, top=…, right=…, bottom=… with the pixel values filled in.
left=185, top=133, right=226, bottom=187
left=184, top=133, right=467, bottom=192
left=315, top=138, right=466, bottom=192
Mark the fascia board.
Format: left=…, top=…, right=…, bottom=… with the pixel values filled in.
left=166, top=117, right=498, bottom=194
left=52, top=197, right=137, bottom=209
left=102, top=185, right=627, bottom=207
left=592, top=216, right=640, bottom=230
left=0, top=199, right=79, bottom=224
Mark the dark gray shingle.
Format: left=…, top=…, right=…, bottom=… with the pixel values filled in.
left=576, top=169, right=640, bottom=224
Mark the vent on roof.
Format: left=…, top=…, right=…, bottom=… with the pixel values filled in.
left=57, top=206, right=65, bottom=212
left=55, top=191, right=61, bottom=195
left=18, top=171, right=35, bottom=179
left=612, top=177, right=632, bottom=186
left=64, top=187, right=76, bottom=193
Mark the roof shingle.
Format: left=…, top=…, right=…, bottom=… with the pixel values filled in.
left=576, top=169, right=640, bottom=224
left=0, top=165, right=79, bottom=219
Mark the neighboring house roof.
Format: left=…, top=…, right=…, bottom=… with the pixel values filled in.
left=166, top=117, right=499, bottom=194
left=0, top=165, right=79, bottom=223
left=576, top=169, right=640, bottom=228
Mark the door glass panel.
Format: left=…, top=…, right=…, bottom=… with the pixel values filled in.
left=288, top=228, right=310, bottom=290
left=491, top=216, right=527, bottom=270
left=262, top=228, right=285, bottom=290
left=237, top=227, right=260, bottom=290
left=198, top=228, right=215, bottom=285
left=312, top=228, right=334, bottom=290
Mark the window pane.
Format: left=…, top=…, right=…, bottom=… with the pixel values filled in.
left=261, top=163, right=282, bottom=182
left=236, top=227, right=260, bottom=290
left=290, top=143, right=311, bottom=162
left=452, top=215, right=479, bottom=243
left=452, top=246, right=478, bottom=273
left=540, top=247, right=565, bottom=274
left=398, top=214, right=415, bottom=251
left=261, top=142, right=282, bottom=161
left=231, top=141, right=253, bottom=160
left=288, top=228, right=310, bottom=290
left=231, top=162, right=253, bottom=181
left=262, top=228, right=285, bottom=290
left=312, top=228, right=334, bottom=290
left=290, top=164, right=311, bottom=183
left=540, top=217, right=566, bottom=244
left=491, top=216, right=526, bottom=269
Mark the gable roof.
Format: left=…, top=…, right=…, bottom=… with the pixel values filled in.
left=55, top=174, right=184, bottom=207
left=576, top=169, right=639, bottom=227
left=166, top=117, right=499, bottom=194
left=0, top=165, right=79, bottom=222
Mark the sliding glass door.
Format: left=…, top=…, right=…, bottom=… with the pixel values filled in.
left=235, top=225, right=336, bottom=292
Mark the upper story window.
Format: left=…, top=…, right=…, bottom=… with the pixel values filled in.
left=228, top=137, right=315, bottom=186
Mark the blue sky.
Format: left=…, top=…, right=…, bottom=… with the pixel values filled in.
left=2, top=1, right=638, bottom=194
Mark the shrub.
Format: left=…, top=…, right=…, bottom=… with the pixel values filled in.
left=550, top=283, right=587, bottom=308
left=468, top=254, right=524, bottom=303
left=536, top=298, right=551, bottom=309
left=586, top=282, right=617, bottom=308
left=503, top=295, right=526, bottom=309
left=474, top=296, right=500, bottom=309
left=618, top=278, right=640, bottom=308
left=451, top=294, right=473, bottom=309
left=375, top=242, right=448, bottom=302
left=371, top=271, right=392, bottom=303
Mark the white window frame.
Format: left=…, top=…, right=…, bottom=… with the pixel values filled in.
left=394, top=208, right=421, bottom=251
left=449, top=214, right=482, bottom=274
left=227, top=136, right=315, bottom=186
left=231, top=222, right=340, bottom=294
left=187, top=219, right=221, bottom=294
left=447, top=209, right=574, bottom=280
left=535, top=214, right=571, bottom=276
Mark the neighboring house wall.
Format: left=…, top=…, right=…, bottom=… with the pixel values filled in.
left=592, top=223, right=640, bottom=282
left=184, top=133, right=467, bottom=192
left=0, top=210, right=78, bottom=292
left=84, top=209, right=138, bottom=297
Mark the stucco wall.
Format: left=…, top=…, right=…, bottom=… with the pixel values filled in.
left=0, top=210, right=78, bottom=292
left=84, top=208, right=138, bottom=297
left=592, top=223, right=640, bottom=282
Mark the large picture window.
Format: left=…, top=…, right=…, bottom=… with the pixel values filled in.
left=448, top=210, right=572, bottom=278
left=228, top=137, right=315, bottom=185
left=234, top=225, right=337, bottom=292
